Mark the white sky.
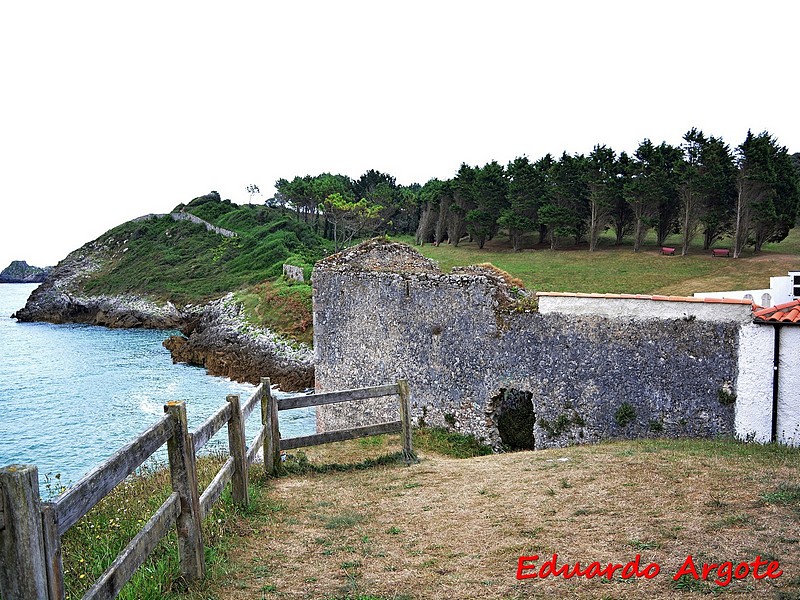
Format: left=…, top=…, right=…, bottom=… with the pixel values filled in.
left=1, top=0, right=799, bottom=270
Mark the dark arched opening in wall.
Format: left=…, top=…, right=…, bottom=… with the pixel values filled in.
left=491, top=388, right=536, bottom=450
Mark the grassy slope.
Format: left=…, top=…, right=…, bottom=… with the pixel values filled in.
left=83, top=199, right=327, bottom=304
left=399, top=228, right=800, bottom=297
left=78, top=197, right=326, bottom=340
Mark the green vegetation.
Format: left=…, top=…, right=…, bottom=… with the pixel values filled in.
left=233, top=278, right=313, bottom=345
left=413, top=427, right=493, bottom=458
left=399, top=226, right=800, bottom=296
left=760, top=483, right=800, bottom=506
left=717, top=387, right=737, bottom=406
left=614, top=402, right=637, bottom=427
left=59, top=455, right=246, bottom=599
left=77, top=193, right=329, bottom=342
left=539, top=411, right=585, bottom=438
left=83, top=194, right=328, bottom=305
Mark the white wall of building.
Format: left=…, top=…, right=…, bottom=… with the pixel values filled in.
left=777, top=327, right=800, bottom=445
left=735, top=324, right=774, bottom=444
left=736, top=324, right=800, bottom=447
left=537, top=296, right=752, bottom=323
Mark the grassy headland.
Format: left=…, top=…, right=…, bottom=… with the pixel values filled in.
left=73, top=194, right=328, bottom=342
left=82, top=196, right=327, bottom=304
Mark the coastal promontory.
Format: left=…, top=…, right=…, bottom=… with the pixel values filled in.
left=12, top=192, right=324, bottom=390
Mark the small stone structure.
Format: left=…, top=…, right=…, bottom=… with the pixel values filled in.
left=313, top=239, right=797, bottom=449
left=283, top=264, right=305, bottom=282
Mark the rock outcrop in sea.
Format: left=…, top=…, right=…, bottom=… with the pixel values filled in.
left=0, top=260, right=52, bottom=283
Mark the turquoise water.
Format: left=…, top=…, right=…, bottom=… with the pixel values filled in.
left=0, top=283, right=315, bottom=492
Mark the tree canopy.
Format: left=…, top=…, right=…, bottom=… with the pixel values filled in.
left=271, top=129, right=799, bottom=255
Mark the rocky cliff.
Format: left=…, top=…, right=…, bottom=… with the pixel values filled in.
left=0, top=260, right=52, bottom=283
left=11, top=242, right=190, bottom=328
left=163, top=294, right=314, bottom=391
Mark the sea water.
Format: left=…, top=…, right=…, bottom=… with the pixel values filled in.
left=0, top=283, right=315, bottom=493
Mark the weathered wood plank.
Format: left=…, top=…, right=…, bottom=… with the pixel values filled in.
left=199, top=458, right=234, bottom=520
left=0, top=465, right=49, bottom=600
left=41, top=502, right=64, bottom=600
left=82, top=492, right=180, bottom=600
left=280, top=421, right=402, bottom=450
left=55, top=414, right=174, bottom=536
left=278, top=384, right=400, bottom=411
left=226, top=395, right=249, bottom=507
left=241, top=383, right=263, bottom=421
left=398, top=379, right=417, bottom=465
left=263, top=378, right=282, bottom=475
left=191, top=402, right=232, bottom=453
left=165, top=401, right=205, bottom=581
left=246, top=426, right=266, bottom=466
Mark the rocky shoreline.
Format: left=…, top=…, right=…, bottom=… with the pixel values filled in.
left=163, top=294, right=314, bottom=391
left=11, top=244, right=190, bottom=329
left=11, top=245, right=314, bottom=391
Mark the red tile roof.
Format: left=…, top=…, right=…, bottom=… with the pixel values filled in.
left=752, top=299, right=800, bottom=324
left=536, top=292, right=753, bottom=305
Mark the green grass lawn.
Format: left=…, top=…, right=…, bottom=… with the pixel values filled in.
left=394, top=228, right=800, bottom=297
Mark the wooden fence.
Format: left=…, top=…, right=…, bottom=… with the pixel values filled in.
left=0, top=379, right=413, bottom=600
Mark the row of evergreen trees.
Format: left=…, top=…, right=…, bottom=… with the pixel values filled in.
left=273, top=129, right=800, bottom=256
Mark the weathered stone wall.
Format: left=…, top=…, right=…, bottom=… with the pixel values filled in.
left=313, top=240, right=751, bottom=450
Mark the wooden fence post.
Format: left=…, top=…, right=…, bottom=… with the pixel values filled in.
left=261, top=377, right=282, bottom=476
left=164, top=401, right=205, bottom=582
left=260, top=377, right=273, bottom=474
left=397, top=380, right=417, bottom=465
left=0, top=465, right=49, bottom=600
left=226, top=394, right=249, bottom=507
left=41, top=502, right=65, bottom=599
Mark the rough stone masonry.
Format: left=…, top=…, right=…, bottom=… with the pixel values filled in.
left=312, top=239, right=754, bottom=450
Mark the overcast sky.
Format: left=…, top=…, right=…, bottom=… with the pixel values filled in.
left=1, top=1, right=798, bottom=270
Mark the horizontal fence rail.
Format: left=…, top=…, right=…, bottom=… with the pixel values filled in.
left=0, top=378, right=412, bottom=600
left=55, top=415, right=175, bottom=537
left=192, top=402, right=232, bottom=453
left=267, top=380, right=415, bottom=471
left=277, top=383, right=400, bottom=411
left=199, top=458, right=234, bottom=519
left=280, top=421, right=403, bottom=451
left=82, top=492, right=180, bottom=600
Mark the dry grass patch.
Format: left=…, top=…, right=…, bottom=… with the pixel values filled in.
left=207, top=437, right=800, bottom=600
